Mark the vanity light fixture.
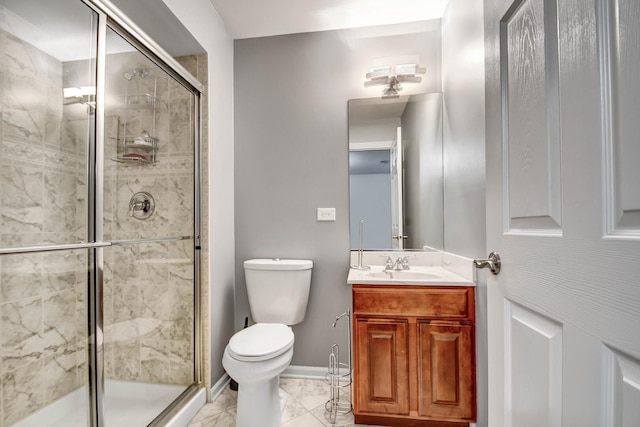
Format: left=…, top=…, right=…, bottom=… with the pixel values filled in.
left=364, top=64, right=425, bottom=97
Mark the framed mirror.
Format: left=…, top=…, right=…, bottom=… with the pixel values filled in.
left=348, top=93, right=443, bottom=250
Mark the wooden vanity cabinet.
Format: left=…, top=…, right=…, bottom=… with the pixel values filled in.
left=352, top=284, right=476, bottom=426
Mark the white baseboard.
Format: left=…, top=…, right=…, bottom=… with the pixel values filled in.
left=210, top=373, right=231, bottom=401
left=281, top=365, right=327, bottom=380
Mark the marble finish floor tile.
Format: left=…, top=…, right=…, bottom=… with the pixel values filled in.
left=188, top=378, right=383, bottom=427
left=280, top=378, right=332, bottom=411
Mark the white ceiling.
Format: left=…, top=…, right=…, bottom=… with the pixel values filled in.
left=0, top=0, right=449, bottom=61
left=208, top=0, right=450, bottom=39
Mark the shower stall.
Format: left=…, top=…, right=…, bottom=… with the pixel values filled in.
left=0, top=0, right=204, bottom=426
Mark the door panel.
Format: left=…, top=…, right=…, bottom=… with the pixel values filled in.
left=484, top=0, right=640, bottom=426
left=505, top=302, right=562, bottom=427
left=603, top=348, right=640, bottom=427
left=502, top=0, right=561, bottom=233
left=602, top=0, right=640, bottom=235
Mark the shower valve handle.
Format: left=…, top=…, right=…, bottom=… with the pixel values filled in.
left=129, top=192, right=155, bottom=220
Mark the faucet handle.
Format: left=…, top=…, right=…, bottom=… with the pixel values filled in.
left=401, top=257, right=410, bottom=269
left=398, top=255, right=415, bottom=269
left=379, top=255, right=394, bottom=270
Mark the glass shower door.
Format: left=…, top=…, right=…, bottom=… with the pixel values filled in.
left=101, top=26, right=197, bottom=426
left=0, top=0, right=98, bottom=425
left=0, top=0, right=201, bottom=425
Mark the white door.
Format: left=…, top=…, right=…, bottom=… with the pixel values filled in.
left=484, top=0, right=640, bottom=426
left=390, top=126, right=404, bottom=249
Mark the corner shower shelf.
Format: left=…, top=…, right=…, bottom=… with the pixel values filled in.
left=122, top=135, right=158, bottom=148
left=120, top=93, right=157, bottom=108
left=111, top=86, right=160, bottom=164
left=111, top=135, right=158, bottom=164
left=112, top=155, right=155, bottom=164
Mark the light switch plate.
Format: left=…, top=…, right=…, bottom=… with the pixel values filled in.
left=317, top=207, right=336, bottom=221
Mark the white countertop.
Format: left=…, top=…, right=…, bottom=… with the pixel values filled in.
left=347, top=265, right=475, bottom=286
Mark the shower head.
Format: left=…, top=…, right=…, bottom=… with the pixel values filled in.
left=124, top=68, right=148, bottom=81
left=123, top=70, right=136, bottom=80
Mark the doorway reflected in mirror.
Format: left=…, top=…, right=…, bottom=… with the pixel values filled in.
left=348, top=93, right=443, bottom=251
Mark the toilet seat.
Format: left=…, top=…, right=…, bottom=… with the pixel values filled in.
left=228, top=323, right=294, bottom=362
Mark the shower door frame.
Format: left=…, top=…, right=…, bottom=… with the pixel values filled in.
left=0, top=0, right=205, bottom=423
left=89, top=0, right=205, bottom=425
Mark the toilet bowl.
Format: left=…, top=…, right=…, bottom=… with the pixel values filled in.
left=222, top=259, right=313, bottom=427
left=222, top=323, right=294, bottom=427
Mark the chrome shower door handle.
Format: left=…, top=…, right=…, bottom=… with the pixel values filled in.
left=473, top=252, right=501, bottom=275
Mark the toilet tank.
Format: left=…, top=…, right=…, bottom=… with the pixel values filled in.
left=244, top=259, right=313, bottom=325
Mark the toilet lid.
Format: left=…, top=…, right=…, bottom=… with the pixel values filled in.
left=228, top=323, right=294, bottom=362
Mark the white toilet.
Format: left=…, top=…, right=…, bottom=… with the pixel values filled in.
left=222, top=258, right=313, bottom=427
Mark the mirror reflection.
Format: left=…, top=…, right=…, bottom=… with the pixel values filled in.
left=349, top=93, right=443, bottom=251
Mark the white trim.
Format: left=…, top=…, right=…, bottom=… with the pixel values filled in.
left=281, top=365, right=328, bottom=380
left=210, top=373, right=231, bottom=401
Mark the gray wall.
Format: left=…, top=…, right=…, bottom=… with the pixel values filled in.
left=234, top=22, right=442, bottom=367
left=402, top=93, right=444, bottom=250
left=442, top=5, right=486, bottom=259
left=442, top=0, right=487, bottom=426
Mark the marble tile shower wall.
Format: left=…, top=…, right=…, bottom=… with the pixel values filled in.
left=0, top=39, right=198, bottom=425
left=0, top=30, right=88, bottom=426
left=102, top=52, right=195, bottom=386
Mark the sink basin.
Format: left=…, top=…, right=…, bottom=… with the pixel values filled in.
left=366, top=270, right=442, bottom=280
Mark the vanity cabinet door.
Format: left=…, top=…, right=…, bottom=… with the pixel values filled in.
left=418, top=322, right=476, bottom=421
left=353, top=317, right=410, bottom=415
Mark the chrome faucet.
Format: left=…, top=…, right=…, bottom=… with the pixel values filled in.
left=382, top=256, right=412, bottom=271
